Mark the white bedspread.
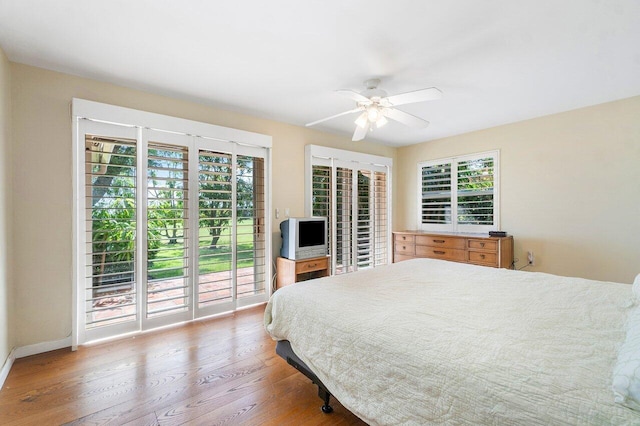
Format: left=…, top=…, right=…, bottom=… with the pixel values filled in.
left=264, top=258, right=640, bottom=425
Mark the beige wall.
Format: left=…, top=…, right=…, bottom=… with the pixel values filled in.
left=0, top=48, right=11, bottom=366
left=9, top=63, right=396, bottom=348
left=396, top=96, right=640, bottom=283
left=6, top=59, right=640, bottom=353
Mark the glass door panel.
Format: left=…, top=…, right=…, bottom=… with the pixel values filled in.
left=335, top=167, right=353, bottom=275
left=146, top=142, right=189, bottom=319
left=373, top=171, right=388, bottom=266
left=236, top=155, right=266, bottom=301
left=80, top=120, right=141, bottom=343
left=357, top=171, right=372, bottom=269
left=197, top=150, right=234, bottom=309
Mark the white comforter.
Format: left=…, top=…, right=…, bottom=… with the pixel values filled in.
left=264, top=258, right=640, bottom=425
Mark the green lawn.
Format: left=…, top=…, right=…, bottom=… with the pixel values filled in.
left=148, top=222, right=259, bottom=280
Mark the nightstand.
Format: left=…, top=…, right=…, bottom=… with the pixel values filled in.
left=276, top=256, right=329, bottom=289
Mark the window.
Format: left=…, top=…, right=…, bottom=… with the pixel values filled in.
left=418, top=150, right=499, bottom=233
left=306, top=145, right=391, bottom=275
left=73, top=99, right=271, bottom=345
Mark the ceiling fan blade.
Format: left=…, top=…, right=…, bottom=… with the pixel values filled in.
left=352, top=121, right=370, bottom=141
left=384, top=87, right=442, bottom=106
left=306, top=107, right=362, bottom=127
left=383, top=108, right=430, bottom=128
left=336, top=89, right=372, bottom=104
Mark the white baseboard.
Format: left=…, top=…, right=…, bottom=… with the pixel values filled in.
left=0, top=336, right=72, bottom=389
left=0, top=348, right=16, bottom=390
left=14, top=336, right=72, bottom=359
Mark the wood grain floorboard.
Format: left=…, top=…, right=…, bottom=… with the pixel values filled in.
left=0, top=305, right=366, bottom=425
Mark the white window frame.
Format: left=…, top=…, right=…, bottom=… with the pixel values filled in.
left=417, top=150, right=499, bottom=234
left=72, top=99, right=272, bottom=348
left=305, top=145, right=392, bottom=274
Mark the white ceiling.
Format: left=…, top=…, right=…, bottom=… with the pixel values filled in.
left=1, top=0, right=639, bottom=146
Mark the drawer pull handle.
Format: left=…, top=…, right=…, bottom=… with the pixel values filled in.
left=402, top=236, right=407, bottom=240
left=434, top=250, right=446, bottom=255
left=402, top=246, right=406, bottom=250
left=480, top=243, right=485, bottom=247
left=480, top=254, right=485, bottom=259
left=433, top=239, right=445, bottom=243
left=308, top=263, right=316, bottom=268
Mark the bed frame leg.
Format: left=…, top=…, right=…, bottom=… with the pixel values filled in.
left=318, top=386, right=333, bottom=413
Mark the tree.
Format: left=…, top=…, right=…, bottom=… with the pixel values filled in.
left=199, top=153, right=257, bottom=249
left=147, top=148, right=187, bottom=245
left=89, top=143, right=162, bottom=286
left=457, top=158, right=494, bottom=225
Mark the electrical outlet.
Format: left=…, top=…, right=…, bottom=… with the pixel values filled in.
left=285, top=208, right=290, bottom=218
left=527, top=251, right=534, bottom=265
left=275, top=208, right=280, bottom=219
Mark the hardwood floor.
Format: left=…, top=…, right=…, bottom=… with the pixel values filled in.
left=0, top=305, right=366, bottom=425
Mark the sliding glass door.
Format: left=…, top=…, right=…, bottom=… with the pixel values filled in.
left=77, top=120, right=268, bottom=343
left=309, top=154, right=390, bottom=275
left=195, top=146, right=267, bottom=318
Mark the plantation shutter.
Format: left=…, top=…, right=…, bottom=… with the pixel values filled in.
left=146, top=142, right=189, bottom=318
left=84, top=134, right=138, bottom=330
left=197, top=150, right=234, bottom=308
left=196, top=147, right=268, bottom=316
left=356, top=171, right=372, bottom=269
left=307, top=146, right=392, bottom=275
left=236, top=155, right=266, bottom=299
left=457, top=156, right=495, bottom=226
left=311, top=165, right=331, bottom=246
left=419, top=151, right=499, bottom=233
left=420, top=162, right=452, bottom=229
left=335, top=167, right=354, bottom=274
left=373, top=171, right=388, bottom=266
left=78, top=120, right=144, bottom=343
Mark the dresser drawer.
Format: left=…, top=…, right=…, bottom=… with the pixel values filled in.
left=468, top=251, right=498, bottom=266
left=468, top=239, right=497, bottom=251
left=416, top=246, right=466, bottom=262
left=416, top=235, right=466, bottom=250
left=394, top=234, right=415, bottom=244
left=394, top=242, right=415, bottom=255
left=295, top=257, right=329, bottom=274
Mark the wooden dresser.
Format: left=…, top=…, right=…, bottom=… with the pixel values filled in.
left=393, top=231, right=513, bottom=269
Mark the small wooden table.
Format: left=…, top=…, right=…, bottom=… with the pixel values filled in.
left=276, top=256, right=330, bottom=289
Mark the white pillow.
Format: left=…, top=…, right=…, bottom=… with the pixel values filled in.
left=612, top=304, right=640, bottom=410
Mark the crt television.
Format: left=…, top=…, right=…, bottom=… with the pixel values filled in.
left=280, top=217, right=328, bottom=260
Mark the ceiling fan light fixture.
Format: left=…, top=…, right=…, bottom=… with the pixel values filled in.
left=354, top=112, right=368, bottom=129
left=376, top=115, right=388, bottom=128
left=366, top=105, right=380, bottom=122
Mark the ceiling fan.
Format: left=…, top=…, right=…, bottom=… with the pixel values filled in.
left=306, top=78, right=442, bottom=141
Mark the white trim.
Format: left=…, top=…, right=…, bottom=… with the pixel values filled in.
left=14, top=336, right=72, bottom=359
left=72, top=99, right=271, bottom=148
left=71, top=115, right=80, bottom=350
left=306, top=144, right=392, bottom=167
left=264, top=147, right=273, bottom=299
left=330, top=160, right=337, bottom=274
left=0, top=348, right=16, bottom=389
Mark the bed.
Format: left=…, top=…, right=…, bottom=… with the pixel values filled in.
left=264, top=258, right=640, bottom=425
